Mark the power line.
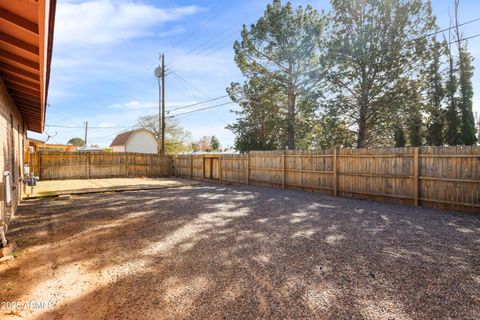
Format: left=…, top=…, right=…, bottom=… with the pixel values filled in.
left=341, top=16, right=480, bottom=61
left=88, top=128, right=133, bottom=142
left=167, top=95, right=230, bottom=113
left=196, top=30, right=238, bottom=56
left=182, top=2, right=270, bottom=56
left=446, top=32, right=480, bottom=47
left=172, top=14, right=480, bottom=74
left=165, top=0, right=310, bottom=71
left=169, top=71, right=197, bottom=96
left=167, top=34, right=480, bottom=119
left=170, top=69, right=212, bottom=98
left=168, top=3, right=234, bottom=52
left=143, top=3, right=236, bottom=75
left=165, top=1, right=272, bottom=70
left=167, top=101, right=236, bottom=118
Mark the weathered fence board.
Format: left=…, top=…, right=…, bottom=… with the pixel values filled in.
left=33, top=146, right=480, bottom=213
left=37, top=152, right=172, bottom=180
left=193, top=146, right=477, bottom=213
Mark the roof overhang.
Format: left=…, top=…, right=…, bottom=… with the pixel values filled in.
left=0, top=0, right=57, bottom=133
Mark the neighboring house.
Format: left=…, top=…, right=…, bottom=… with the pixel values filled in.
left=27, top=138, right=46, bottom=154
left=0, top=0, right=57, bottom=246
left=110, top=129, right=158, bottom=154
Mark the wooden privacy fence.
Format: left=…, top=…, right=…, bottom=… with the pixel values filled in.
left=174, top=146, right=480, bottom=213
left=31, top=147, right=480, bottom=213
left=36, top=152, right=173, bottom=180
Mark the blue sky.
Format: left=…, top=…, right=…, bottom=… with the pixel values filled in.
left=29, top=0, right=480, bottom=148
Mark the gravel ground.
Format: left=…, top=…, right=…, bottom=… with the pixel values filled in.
left=0, top=182, right=479, bottom=319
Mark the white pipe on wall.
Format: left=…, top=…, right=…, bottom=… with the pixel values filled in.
left=1, top=171, right=12, bottom=247
left=0, top=223, right=6, bottom=248
left=4, top=172, right=12, bottom=208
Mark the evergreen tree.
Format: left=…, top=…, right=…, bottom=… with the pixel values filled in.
left=457, top=46, right=477, bottom=145
left=445, top=46, right=461, bottom=145
left=309, top=109, right=355, bottom=149
left=407, top=110, right=423, bottom=147
left=405, top=81, right=424, bottom=147
left=477, top=112, right=480, bottom=142
left=210, top=136, right=220, bottom=151
left=229, top=0, right=327, bottom=150
left=454, top=0, right=477, bottom=145
left=227, top=77, right=287, bottom=152
left=425, top=39, right=445, bottom=146
left=327, top=0, right=436, bottom=148
left=394, top=127, right=406, bottom=147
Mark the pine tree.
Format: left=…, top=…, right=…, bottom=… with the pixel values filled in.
left=451, top=0, right=476, bottom=145
left=425, top=39, right=445, bottom=146
left=210, top=136, right=220, bottom=151
left=457, top=46, right=477, bottom=145
left=445, top=46, right=461, bottom=146
left=394, top=127, right=406, bottom=147
left=229, top=0, right=327, bottom=150
left=309, top=110, right=355, bottom=149
left=406, top=82, right=424, bottom=147
left=477, top=112, right=480, bottom=142
left=227, top=77, right=287, bottom=152
left=327, top=0, right=436, bottom=148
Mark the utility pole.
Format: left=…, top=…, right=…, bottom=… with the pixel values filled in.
left=161, top=53, right=166, bottom=155
left=84, top=121, right=88, bottom=147
left=155, top=53, right=166, bottom=155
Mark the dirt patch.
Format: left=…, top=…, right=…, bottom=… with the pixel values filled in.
left=1, top=183, right=479, bottom=319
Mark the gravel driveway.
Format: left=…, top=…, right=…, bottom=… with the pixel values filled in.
left=1, top=182, right=479, bottom=319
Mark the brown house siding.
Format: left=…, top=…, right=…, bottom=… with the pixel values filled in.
left=0, top=79, right=25, bottom=226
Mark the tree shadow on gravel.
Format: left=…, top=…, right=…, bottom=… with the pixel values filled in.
left=1, top=183, right=479, bottom=320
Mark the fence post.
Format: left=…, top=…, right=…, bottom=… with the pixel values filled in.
left=190, top=155, right=193, bottom=180
left=333, top=148, right=337, bottom=196
left=125, top=153, right=129, bottom=177
left=174, top=156, right=177, bottom=177
left=202, top=154, right=205, bottom=180
left=38, top=152, right=42, bottom=180
left=219, top=154, right=222, bottom=183
left=246, top=153, right=250, bottom=185
left=413, top=147, right=419, bottom=206
left=86, top=153, right=90, bottom=179
left=282, top=150, right=285, bottom=189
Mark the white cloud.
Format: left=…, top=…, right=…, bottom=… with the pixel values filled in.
left=107, top=100, right=157, bottom=110
left=55, top=0, right=201, bottom=45
left=157, top=27, right=187, bottom=38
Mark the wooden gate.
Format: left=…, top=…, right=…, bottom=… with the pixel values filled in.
left=204, top=155, right=219, bottom=180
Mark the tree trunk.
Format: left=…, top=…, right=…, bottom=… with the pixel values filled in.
left=356, top=91, right=369, bottom=148
left=287, top=63, right=296, bottom=150
left=357, top=111, right=368, bottom=148
left=287, top=83, right=295, bottom=150
left=356, top=67, right=369, bottom=148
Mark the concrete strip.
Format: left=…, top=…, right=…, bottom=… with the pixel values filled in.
left=23, top=178, right=201, bottom=199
